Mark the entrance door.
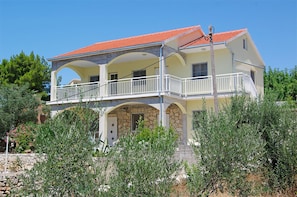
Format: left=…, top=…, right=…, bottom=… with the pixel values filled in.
left=109, top=73, right=118, bottom=95
left=107, top=117, right=117, bottom=146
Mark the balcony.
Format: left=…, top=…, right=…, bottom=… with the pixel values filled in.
left=51, top=73, right=257, bottom=103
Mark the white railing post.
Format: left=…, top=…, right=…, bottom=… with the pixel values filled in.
left=184, top=79, right=187, bottom=97
left=130, top=78, right=133, bottom=95
left=166, top=75, right=169, bottom=93
left=210, top=76, right=213, bottom=95
left=75, top=84, right=78, bottom=100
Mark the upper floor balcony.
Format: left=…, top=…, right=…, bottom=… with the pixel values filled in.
left=49, top=72, right=257, bottom=104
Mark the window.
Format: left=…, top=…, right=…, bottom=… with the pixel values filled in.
left=250, top=70, right=255, bottom=83
left=132, top=114, right=144, bottom=131
left=243, top=39, right=248, bottom=50
left=90, top=75, right=99, bottom=82
left=192, top=63, right=207, bottom=78
left=133, top=70, right=146, bottom=85
left=192, top=110, right=205, bottom=130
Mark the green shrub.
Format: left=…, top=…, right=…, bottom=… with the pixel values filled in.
left=187, top=96, right=265, bottom=196
left=13, top=123, right=37, bottom=153
left=19, top=106, right=105, bottom=196
left=104, top=122, right=180, bottom=197
left=187, top=95, right=297, bottom=195
left=257, top=96, right=297, bottom=192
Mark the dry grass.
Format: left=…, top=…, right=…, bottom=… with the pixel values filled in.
left=170, top=175, right=297, bottom=197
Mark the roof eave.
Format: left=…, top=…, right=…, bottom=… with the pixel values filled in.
left=48, top=42, right=163, bottom=62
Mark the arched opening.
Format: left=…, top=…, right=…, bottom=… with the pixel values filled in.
left=57, top=68, right=80, bottom=85
left=166, top=103, right=185, bottom=143
left=106, top=102, right=159, bottom=145
left=54, top=106, right=99, bottom=139
left=56, top=60, right=99, bottom=85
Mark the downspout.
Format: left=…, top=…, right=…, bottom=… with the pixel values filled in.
left=159, top=42, right=165, bottom=126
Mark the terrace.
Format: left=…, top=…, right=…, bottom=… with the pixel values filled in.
left=50, top=72, right=257, bottom=103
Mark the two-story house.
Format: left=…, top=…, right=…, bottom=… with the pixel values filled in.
left=48, top=25, right=264, bottom=146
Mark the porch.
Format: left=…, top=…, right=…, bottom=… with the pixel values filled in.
left=51, top=72, right=257, bottom=103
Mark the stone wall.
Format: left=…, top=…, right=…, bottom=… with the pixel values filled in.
left=0, top=173, right=22, bottom=196
left=0, top=154, right=39, bottom=196
left=0, top=147, right=195, bottom=196
left=110, top=104, right=159, bottom=137
left=109, top=104, right=184, bottom=140
left=166, top=104, right=183, bottom=142
left=0, top=154, right=38, bottom=173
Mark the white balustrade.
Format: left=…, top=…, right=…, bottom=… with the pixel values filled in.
left=53, top=73, right=257, bottom=101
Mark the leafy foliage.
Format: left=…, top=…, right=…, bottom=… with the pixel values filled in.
left=10, top=123, right=37, bottom=153
left=103, top=122, right=180, bottom=197
left=256, top=95, right=297, bottom=192
left=188, top=95, right=297, bottom=196
left=19, top=106, right=104, bottom=196
left=264, top=66, right=297, bottom=101
left=187, top=96, right=265, bottom=196
left=0, top=84, right=39, bottom=137
left=0, top=51, right=50, bottom=96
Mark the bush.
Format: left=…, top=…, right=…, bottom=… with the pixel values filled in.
left=19, top=106, right=105, bottom=196
left=12, top=123, right=37, bottom=153
left=187, top=95, right=297, bottom=196
left=257, top=96, right=297, bottom=193
left=104, top=122, right=180, bottom=197
left=187, top=97, right=265, bottom=196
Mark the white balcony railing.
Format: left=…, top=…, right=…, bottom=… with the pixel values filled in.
left=52, top=73, right=257, bottom=102
left=56, top=81, right=100, bottom=101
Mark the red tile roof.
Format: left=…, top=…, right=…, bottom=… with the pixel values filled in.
left=57, top=26, right=201, bottom=58
left=55, top=27, right=247, bottom=59
left=186, top=29, right=246, bottom=47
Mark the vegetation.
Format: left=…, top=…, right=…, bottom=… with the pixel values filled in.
left=0, top=84, right=39, bottom=138
left=104, top=121, right=180, bottom=197
left=19, top=106, right=104, bottom=196
left=187, top=96, right=265, bottom=196
left=0, top=51, right=293, bottom=196
left=264, top=65, right=297, bottom=101
left=0, top=51, right=50, bottom=99
left=18, top=111, right=180, bottom=196
left=10, top=123, right=37, bottom=153
left=187, top=95, right=297, bottom=196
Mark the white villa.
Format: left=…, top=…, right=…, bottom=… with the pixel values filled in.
left=47, top=25, right=264, bottom=146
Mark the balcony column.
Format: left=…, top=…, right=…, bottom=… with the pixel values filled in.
left=182, top=114, right=187, bottom=145
left=50, top=70, right=57, bottom=101
left=99, top=64, right=107, bottom=97
left=99, top=110, right=107, bottom=143
left=158, top=45, right=167, bottom=127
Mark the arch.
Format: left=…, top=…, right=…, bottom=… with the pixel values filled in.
left=55, top=60, right=100, bottom=85
left=54, top=105, right=99, bottom=118
left=107, top=52, right=159, bottom=66
left=105, top=101, right=159, bottom=114
left=167, top=52, right=186, bottom=67
left=166, top=102, right=186, bottom=114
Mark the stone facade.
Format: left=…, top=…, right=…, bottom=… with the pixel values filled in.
left=166, top=104, right=183, bottom=142
left=108, top=103, right=183, bottom=140
left=109, top=104, right=159, bottom=137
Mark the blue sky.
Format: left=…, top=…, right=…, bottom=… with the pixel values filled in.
left=1, top=0, right=296, bottom=85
